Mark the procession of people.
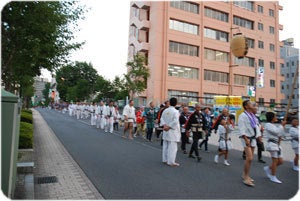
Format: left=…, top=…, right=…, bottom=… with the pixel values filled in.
left=51, top=97, right=298, bottom=187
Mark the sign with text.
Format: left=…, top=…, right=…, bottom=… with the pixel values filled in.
left=257, top=67, right=264, bottom=88
left=214, top=96, right=242, bottom=110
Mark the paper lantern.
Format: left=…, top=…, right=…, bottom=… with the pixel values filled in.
left=230, top=34, right=248, bottom=58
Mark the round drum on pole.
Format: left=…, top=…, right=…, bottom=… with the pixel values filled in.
left=230, top=34, right=248, bottom=58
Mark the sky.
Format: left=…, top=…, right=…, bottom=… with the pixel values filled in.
left=1, top=0, right=299, bottom=81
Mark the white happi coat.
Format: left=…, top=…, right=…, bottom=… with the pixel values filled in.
left=160, top=106, right=181, bottom=142
left=123, top=105, right=136, bottom=123
left=238, top=112, right=262, bottom=138
left=289, top=126, right=299, bottom=149
left=264, top=123, right=285, bottom=151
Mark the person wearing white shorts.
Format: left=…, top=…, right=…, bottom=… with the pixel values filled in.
left=264, top=112, right=286, bottom=184
left=238, top=100, right=261, bottom=187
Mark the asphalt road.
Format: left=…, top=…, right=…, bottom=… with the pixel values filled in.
left=37, top=108, right=298, bottom=199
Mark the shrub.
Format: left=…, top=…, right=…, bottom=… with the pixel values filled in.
left=22, top=109, right=32, bottom=114
left=19, top=122, right=33, bottom=149
left=21, top=111, right=33, bottom=124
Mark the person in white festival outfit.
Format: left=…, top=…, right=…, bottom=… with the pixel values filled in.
left=289, top=117, right=299, bottom=171
left=160, top=97, right=181, bottom=167
left=68, top=103, right=73, bottom=116
left=76, top=102, right=81, bottom=120
left=122, top=100, right=136, bottom=139
left=105, top=100, right=116, bottom=133
left=238, top=100, right=261, bottom=187
left=90, top=102, right=97, bottom=126
left=263, top=112, right=286, bottom=184
left=95, top=100, right=106, bottom=129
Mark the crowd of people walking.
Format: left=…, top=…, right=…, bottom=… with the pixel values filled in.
left=55, top=97, right=298, bottom=187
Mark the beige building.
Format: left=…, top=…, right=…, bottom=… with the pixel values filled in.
left=128, top=1, right=284, bottom=106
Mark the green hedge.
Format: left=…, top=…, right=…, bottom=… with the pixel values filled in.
left=19, top=122, right=33, bottom=149
left=22, top=109, right=32, bottom=114
left=21, top=111, right=33, bottom=124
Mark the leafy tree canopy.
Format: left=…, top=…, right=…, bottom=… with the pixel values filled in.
left=1, top=1, right=87, bottom=93
left=56, top=61, right=98, bottom=101
left=124, top=54, right=149, bottom=99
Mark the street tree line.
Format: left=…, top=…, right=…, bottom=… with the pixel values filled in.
left=1, top=1, right=86, bottom=107
left=54, top=53, right=149, bottom=103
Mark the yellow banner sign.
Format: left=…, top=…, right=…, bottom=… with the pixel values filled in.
left=214, top=96, right=242, bottom=110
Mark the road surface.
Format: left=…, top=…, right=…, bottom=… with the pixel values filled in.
left=37, top=108, right=298, bottom=199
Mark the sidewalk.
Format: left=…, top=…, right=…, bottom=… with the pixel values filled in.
left=32, top=109, right=103, bottom=199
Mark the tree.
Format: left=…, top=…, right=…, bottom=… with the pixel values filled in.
left=124, top=54, right=150, bottom=99
left=42, top=82, right=51, bottom=105
left=1, top=1, right=86, bottom=94
left=94, top=76, right=113, bottom=101
left=56, top=61, right=98, bottom=101
left=111, top=76, right=128, bottom=100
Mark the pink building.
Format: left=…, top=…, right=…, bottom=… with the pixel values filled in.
left=128, top=1, right=284, bottom=106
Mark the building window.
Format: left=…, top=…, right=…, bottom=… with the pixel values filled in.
left=233, top=16, right=254, bottom=30
left=270, top=80, right=275, bottom=87
left=269, top=9, right=275, bottom=17
left=270, top=99, right=275, bottom=103
left=233, top=1, right=254, bottom=11
left=234, top=57, right=255, bottom=67
left=168, top=90, right=198, bottom=103
left=258, top=23, right=264, bottom=31
left=204, top=48, right=229, bottom=62
left=269, top=43, right=275, bottom=52
left=204, top=27, right=229, bottom=42
left=234, top=74, right=254, bottom=86
left=292, top=61, right=295, bottom=66
left=292, top=73, right=295, bottom=77
left=170, top=1, right=199, bottom=14
left=204, top=70, right=229, bottom=83
left=270, top=61, right=275, bottom=70
left=169, top=41, right=199, bottom=57
left=281, top=85, right=284, bottom=90
left=204, top=7, right=229, bottom=22
left=169, top=19, right=199, bottom=35
left=168, top=64, right=199, bottom=79
left=281, top=63, right=284, bottom=68
left=258, top=59, right=264, bottom=67
left=130, top=25, right=139, bottom=40
left=269, top=26, right=275, bottom=34
left=287, top=84, right=289, bottom=89
left=132, top=6, right=140, bottom=18
left=203, top=93, right=221, bottom=105
left=258, top=41, right=264, bottom=49
left=246, top=38, right=255, bottom=48
left=257, top=5, right=263, bottom=13
left=287, top=73, right=289, bottom=78
left=258, top=98, right=264, bottom=106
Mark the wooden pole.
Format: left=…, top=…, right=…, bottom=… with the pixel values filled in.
left=284, top=65, right=299, bottom=121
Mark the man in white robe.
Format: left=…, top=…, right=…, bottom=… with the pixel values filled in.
left=90, top=102, right=96, bottom=126
left=160, top=97, right=181, bottom=167
left=105, top=100, right=116, bottom=133
left=95, top=101, right=106, bottom=129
